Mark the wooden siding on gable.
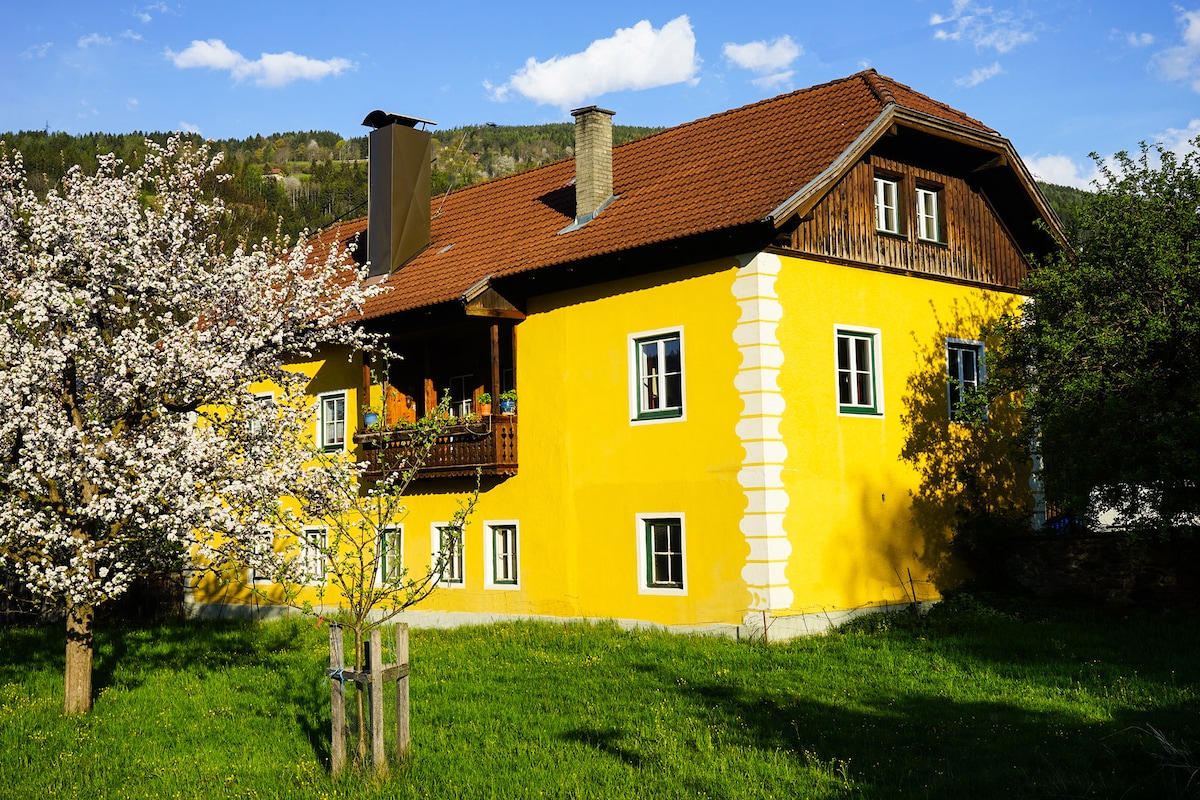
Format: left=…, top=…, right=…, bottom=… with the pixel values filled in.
left=787, top=155, right=1030, bottom=289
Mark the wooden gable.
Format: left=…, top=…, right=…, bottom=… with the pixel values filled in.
left=783, top=154, right=1031, bottom=290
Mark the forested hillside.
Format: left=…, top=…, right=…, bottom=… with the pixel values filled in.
left=0, top=124, right=659, bottom=249
left=2, top=125, right=1084, bottom=249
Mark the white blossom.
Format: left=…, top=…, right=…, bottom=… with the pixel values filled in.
left=0, top=137, right=382, bottom=613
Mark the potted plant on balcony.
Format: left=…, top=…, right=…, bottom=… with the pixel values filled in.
left=476, top=392, right=492, bottom=416
left=362, top=403, right=383, bottom=428
left=499, top=390, right=517, bottom=415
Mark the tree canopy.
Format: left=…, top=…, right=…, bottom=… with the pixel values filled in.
left=989, top=139, right=1200, bottom=532
left=0, top=137, right=378, bottom=713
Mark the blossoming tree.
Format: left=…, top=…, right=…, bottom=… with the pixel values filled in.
left=0, top=138, right=379, bottom=714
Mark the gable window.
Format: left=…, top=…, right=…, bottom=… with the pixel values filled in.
left=915, top=186, right=942, bottom=242
left=836, top=328, right=882, bottom=416
left=303, top=527, right=327, bottom=583
left=631, top=329, right=684, bottom=422
left=947, top=340, right=985, bottom=421
left=637, top=514, right=686, bottom=594
left=319, top=391, right=346, bottom=452
left=485, top=522, right=519, bottom=589
left=874, top=176, right=900, bottom=234
left=432, top=523, right=464, bottom=587
left=375, top=526, right=403, bottom=586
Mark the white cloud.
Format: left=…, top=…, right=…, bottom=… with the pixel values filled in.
left=135, top=3, right=171, bottom=23
left=122, top=30, right=143, bottom=42
left=1123, top=31, right=1155, bottom=47
left=930, top=1, right=1035, bottom=53
left=489, top=16, right=700, bottom=108
left=127, top=97, right=139, bottom=110
left=724, top=35, right=802, bottom=73
left=177, top=121, right=201, bottom=134
left=751, top=71, right=795, bottom=89
left=1025, top=153, right=1100, bottom=189
left=166, top=39, right=354, bottom=88
left=955, top=62, right=1003, bottom=87
left=1152, top=7, right=1200, bottom=92
left=20, top=42, right=52, bottom=59
left=78, top=33, right=114, bottom=48
left=1155, top=118, right=1200, bottom=157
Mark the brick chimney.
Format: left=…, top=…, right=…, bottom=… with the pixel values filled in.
left=362, top=110, right=435, bottom=278
left=571, top=106, right=615, bottom=225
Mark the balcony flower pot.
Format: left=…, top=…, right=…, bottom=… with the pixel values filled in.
left=363, top=411, right=380, bottom=427
left=499, top=391, right=517, bottom=415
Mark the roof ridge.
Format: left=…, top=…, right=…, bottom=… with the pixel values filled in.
left=607, top=70, right=886, bottom=154
left=860, top=68, right=897, bottom=107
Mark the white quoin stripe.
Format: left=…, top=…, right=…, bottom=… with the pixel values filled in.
left=732, top=252, right=791, bottom=612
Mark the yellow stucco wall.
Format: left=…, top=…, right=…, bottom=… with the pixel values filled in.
left=772, top=254, right=1025, bottom=615
left=388, top=257, right=751, bottom=627
left=195, top=252, right=1029, bottom=628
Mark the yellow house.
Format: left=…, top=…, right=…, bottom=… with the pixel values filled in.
left=191, top=71, right=1064, bottom=638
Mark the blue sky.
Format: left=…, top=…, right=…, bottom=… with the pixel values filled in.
left=3, top=1, right=1198, bottom=188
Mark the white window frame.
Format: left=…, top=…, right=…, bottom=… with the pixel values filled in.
left=874, top=176, right=900, bottom=234
left=302, top=527, right=327, bottom=584
left=375, top=525, right=403, bottom=586
left=249, top=391, right=274, bottom=437
left=430, top=522, right=464, bottom=588
left=483, top=520, right=520, bottom=590
left=635, top=513, right=687, bottom=596
left=916, top=186, right=942, bottom=242
left=946, top=338, right=986, bottom=421
left=448, top=374, right=474, bottom=419
left=836, top=326, right=884, bottom=417
left=629, top=327, right=685, bottom=424
left=249, top=528, right=278, bottom=585
left=317, top=390, right=347, bottom=452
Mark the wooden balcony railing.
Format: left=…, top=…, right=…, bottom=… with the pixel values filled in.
left=353, top=416, right=517, bottom=480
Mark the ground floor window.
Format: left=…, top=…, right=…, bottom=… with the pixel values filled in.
left=376, top=526, right=403, bottom=585
left=303, top=527, right=326, bottom=583
left=432, top=523, right=464, bottom=586
left=485, top=522, right=519, bottom=589
left=636, top=514, right=686, bottom=595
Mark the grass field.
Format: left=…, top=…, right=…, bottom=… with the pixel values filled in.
left=1, top=595, right=1197, bottom=799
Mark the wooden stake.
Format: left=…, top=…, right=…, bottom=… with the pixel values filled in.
left=396, top=623, right=410, bottom=758
left=367, top=629, right=386, bottom=773
left=329, top=625, right=346, bottom=776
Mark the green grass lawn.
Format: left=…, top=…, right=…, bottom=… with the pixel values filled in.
left=1, top=596, right=1197, bottom=799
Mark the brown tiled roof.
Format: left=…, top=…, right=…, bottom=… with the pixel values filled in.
left=309, top=70, right=1000, bottom=321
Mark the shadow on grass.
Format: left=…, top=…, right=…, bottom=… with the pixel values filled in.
left=564, top=725, right=646, bottom=769
left=678, top=681, right=1196, bottom=798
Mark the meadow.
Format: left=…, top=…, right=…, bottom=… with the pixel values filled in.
left=1, top=595, right=1197, bottom=799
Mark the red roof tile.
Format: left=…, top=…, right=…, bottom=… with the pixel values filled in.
left=311, top=70, right=1002, bottom=321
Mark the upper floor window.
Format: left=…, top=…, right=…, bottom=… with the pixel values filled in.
left=319, top=391, right=346, bottom=452
left=837, top=328, right=882, bottom=416
left=916, top=187, right=942, bottom=242
left=449, top=374, right=474, bottom=419
left=631, top=329, right=684, bottom=422
left=874, top=176, right=900, bottom=234
left=947, top=340, right=985, bottom=421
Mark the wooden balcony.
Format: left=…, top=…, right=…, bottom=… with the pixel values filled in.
left=353, top=416, right=517, bottom=480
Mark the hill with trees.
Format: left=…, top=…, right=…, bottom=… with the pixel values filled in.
left=1, top=125, right=1083, bottom=248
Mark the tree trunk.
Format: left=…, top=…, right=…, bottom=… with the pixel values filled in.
left=64, top=601, right=94, bottom=715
